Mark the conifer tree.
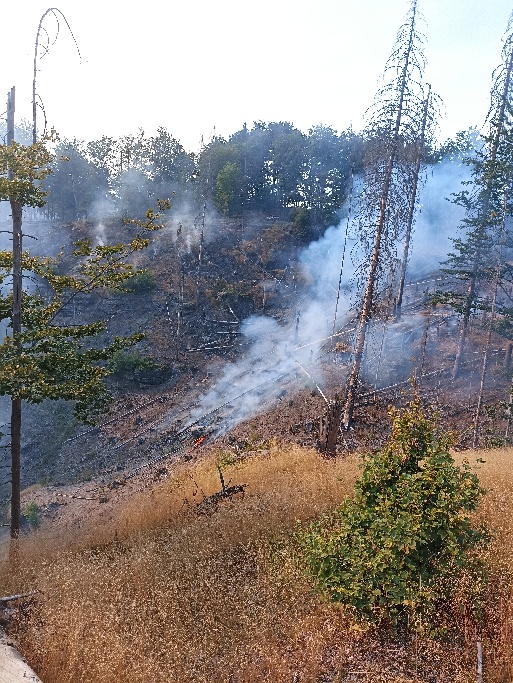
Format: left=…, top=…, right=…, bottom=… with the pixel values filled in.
left=444, top=17, right=513, bottom=380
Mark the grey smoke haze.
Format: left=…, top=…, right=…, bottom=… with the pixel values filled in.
left=186, top=315, right=316, bottom=433
left=185, top=158, right=472, bottom=430
left=0, top=154, right=476, bottom=447
left=408, top=158, right=470, bottom=276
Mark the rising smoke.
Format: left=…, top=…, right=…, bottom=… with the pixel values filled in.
left=184, top=157, right=471, bottom=432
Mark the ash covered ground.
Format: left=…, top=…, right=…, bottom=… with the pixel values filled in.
left=0, top=192, right=511, bottom=526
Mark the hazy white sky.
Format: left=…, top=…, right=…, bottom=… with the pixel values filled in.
left=1, top=0, right=512, bottom=151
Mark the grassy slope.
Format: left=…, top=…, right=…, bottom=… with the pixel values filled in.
left=1, top=445, right=513, bottom=682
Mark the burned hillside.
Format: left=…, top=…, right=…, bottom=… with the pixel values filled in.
left=0, top=192, right=512, bottom=516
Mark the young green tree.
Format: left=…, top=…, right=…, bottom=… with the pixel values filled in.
left=0, top=135, right=169, bottom=540
left=299, top=399, right=488, bottom=629
left=215, top=161, right=242, bottom=215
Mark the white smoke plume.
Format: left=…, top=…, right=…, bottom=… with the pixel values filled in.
left=184, top=157, right=471, bottom=432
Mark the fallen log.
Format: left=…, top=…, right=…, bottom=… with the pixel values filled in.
left=0, top=592, right=37, bottom=604
left=192, top=466, right=247, bottom=515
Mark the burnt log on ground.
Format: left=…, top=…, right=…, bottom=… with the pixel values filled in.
left=192, top=466, right=247, bottom=515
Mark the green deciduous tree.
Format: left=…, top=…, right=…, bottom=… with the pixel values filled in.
left=299, top=398, right=488, bottom=629
left=215, top=161, right=242, bottom=215
left=343, top=0, right=438, bottom=427
left=44, top=138, right=109, bottom=219
left=0, top=135, right=169, bottom=541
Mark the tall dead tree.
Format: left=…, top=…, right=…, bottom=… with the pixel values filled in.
left=343, top=0, right=434, bottom=428
left=472, top=190, right=508, bottom=448
left=6, top=88, right=22, bottom=541
left=395, top=84, right=433, bottom=321
left=32, top=7, right=80, bottom=143
left=448, top=19, right=513, bottom=380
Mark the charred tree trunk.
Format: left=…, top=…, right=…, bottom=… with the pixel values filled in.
left=396, top=85, right=431, bottom=321
left=343, top=5, right=417, bottom=428
left=319, top=396, right=343, bottom=456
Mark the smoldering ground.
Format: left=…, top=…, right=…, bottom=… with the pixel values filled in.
left=182, top=156, right=471, bottom=432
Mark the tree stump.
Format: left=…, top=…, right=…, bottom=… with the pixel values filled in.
left=319, top=395, right=343, bottom=456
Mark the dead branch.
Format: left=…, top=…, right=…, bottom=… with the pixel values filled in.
left=194, top=466, right=247, bottom=515
left=0, top=591, right=38, bottom=604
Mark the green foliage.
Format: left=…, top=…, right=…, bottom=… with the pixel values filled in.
left=198, top=122, right=363, bottom=222
left=215, top=161, right=242, bottom=215
left=289, top=206, right=314, bottom=243
left=44, top=138, right=109, bottom=219
left=0, top=134, right=170, bottom=423
left=298, top=399, right=488, bottom=630
left=441, top=31, right=513, bottom=335
left=108, top=349, right=157, bottom=375
left=120, top=270, right=156, bottom=293
left=24, top=501, right=41, bottom=529
left=0, top=138, right=54, bottom=207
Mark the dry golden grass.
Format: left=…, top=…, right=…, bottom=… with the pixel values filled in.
left=1, top=444, right=513, bottom=682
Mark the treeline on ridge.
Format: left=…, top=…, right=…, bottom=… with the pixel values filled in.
left=0, top=120, right=473, bottom=234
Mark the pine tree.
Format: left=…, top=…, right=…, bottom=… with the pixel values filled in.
left=443, top=17, right=513, bottom=380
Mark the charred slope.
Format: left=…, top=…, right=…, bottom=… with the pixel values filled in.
left=1, top=211, right=513, bottom=515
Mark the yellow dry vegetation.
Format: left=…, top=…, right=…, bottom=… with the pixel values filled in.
left=0, top=444, right=513, bottom=682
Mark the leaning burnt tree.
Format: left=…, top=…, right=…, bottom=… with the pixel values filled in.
left=395, top=83, right=434, bottom=321
left=343, top=0, right=436, bottom=429
left=447, top=16, right=513, bottom=381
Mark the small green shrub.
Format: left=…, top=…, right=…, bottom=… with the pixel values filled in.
left=108, top=349, right=157, bottom=375
left=298, top=399, right=488, bottom=630
left=120, top=270, right=156, bottom=293
left=24, top=501, right=41, bottom=529
left=218, top=451, right=238, bottom=468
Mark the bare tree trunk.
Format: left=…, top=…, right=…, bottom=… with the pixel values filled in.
left=332, top=173, right=354, bottom=337
left=343, top=4, right=417, bottom=428
left=343, top=0, right=417, bottom=429
left=10, top=200, right=23, bottom=541
left=505, top=342, right=512, bottom=370
left=10, top=398, right=21, bottom=541
left=472, top=193, right=507, bottom=448
left=319, top=396, right=343, bottom=456
left=452, top=277, right=476, bottom=380
left=396, top=85, right=431, bottom=321
left=7, top=87, right=23, bottom=551
left=418, top=300, right=434, bottom=380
